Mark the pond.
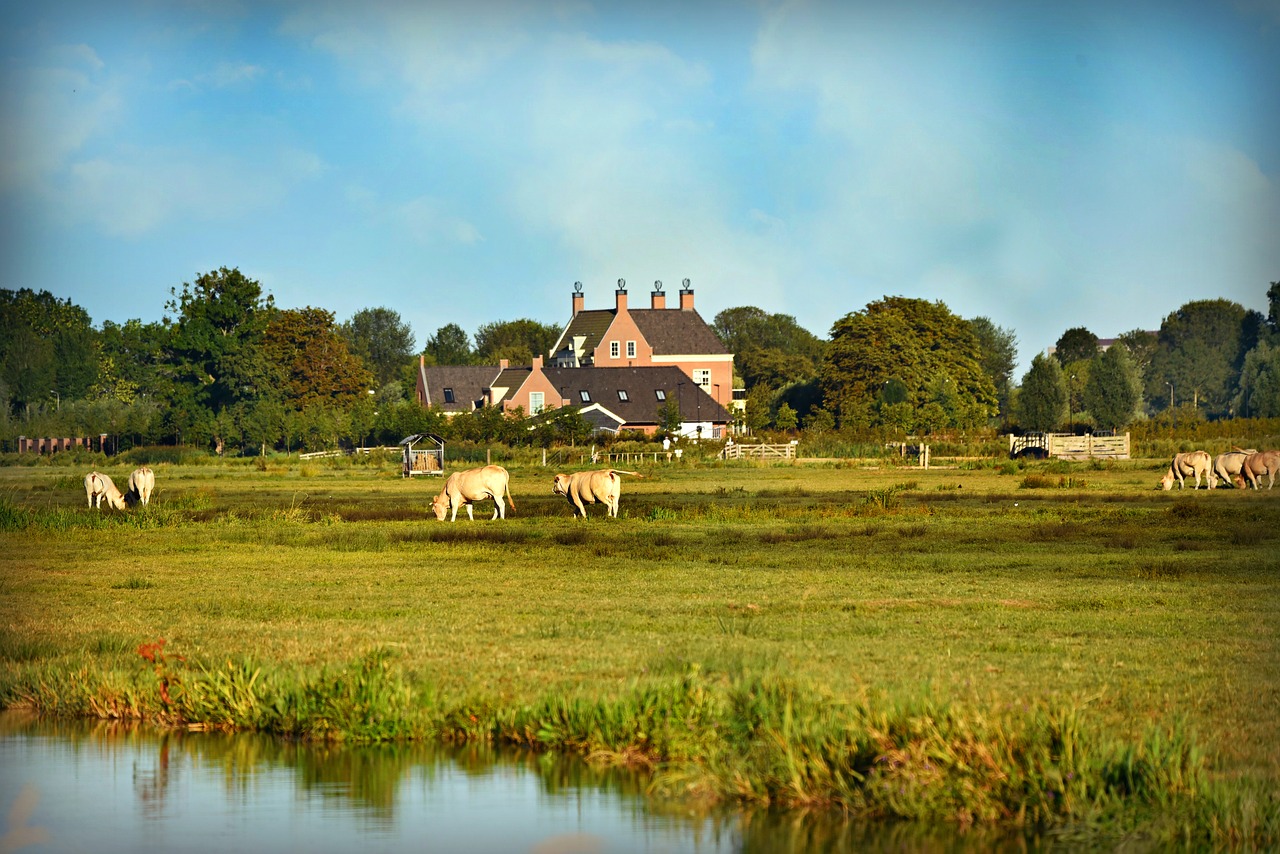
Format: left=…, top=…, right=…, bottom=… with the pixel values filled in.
left=0, top=712, right=1040, bottom=853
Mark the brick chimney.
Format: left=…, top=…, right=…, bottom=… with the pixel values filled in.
left=532, top=354, right=543, bottom=370
left=679, top=278, right=694, bottom=311
left=615, top=278, right=628, bottom=313
left=571, top=281, right=584, bottom=317
left=651, top=280, right=666, bottom=310
left=499, top=359, right=509, bottom=370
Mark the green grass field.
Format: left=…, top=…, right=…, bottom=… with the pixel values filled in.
left=2, top=452, right=1278, bottom=842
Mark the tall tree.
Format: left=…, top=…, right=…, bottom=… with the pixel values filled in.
left=967, top=316, right=1018, bottom=422
left=96, top=319, right=170, bottom=404
left=473, top=318, right=561, bottom=364
left=0, top=288, right=98, bottom=412
left=1083, top=344, right=1142, bottom=430
left=340, top=307, right=416, bottom=387
left=424, top=323, right=474, bottom=366
left=1149, top=299, right=1249, bottom=416
left=820, top=297, right=997, bottom=429
left=165, top=267, right=276, bottom=417
left=713, top=306, right=826, bottom=392
left=1053, top=327, right=1099, bottom=366
left=1016, top=353, right=1068, bottom=431
left=264, top=307, right=375, bottom=408
left=1234, top=339, right=1280, bottom=418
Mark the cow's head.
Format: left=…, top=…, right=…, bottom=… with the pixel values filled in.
left=430, top=494, right=449, bottom=521
left=1159, top=471, right=1174, bottom=491
left=552, top=474, right=570, bottom=496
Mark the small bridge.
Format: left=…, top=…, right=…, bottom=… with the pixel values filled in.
left=1009, top=432, right=1130, bottom=460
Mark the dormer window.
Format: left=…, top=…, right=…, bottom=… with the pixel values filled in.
left=579, top=390, right=591, bottom=403
left=443, top=388, right=455, bottom=404
left=617, top=390, right=629, bottom=402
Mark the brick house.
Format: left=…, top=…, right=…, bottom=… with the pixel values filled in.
left=549, top=280, right=735, bottom=412
left=415, top=356, right=730, bottom=437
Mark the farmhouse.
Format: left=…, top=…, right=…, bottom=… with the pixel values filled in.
left=413, top=279, right=737, bottom=437
left=549, top=280, right=734, bottom=412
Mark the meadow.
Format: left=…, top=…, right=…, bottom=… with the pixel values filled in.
left=2, top=451, right=1278, bottom=846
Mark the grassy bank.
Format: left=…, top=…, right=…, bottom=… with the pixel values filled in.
left=2, top=457, right=1279, bottom=845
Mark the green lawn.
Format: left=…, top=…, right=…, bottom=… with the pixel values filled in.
left=2, top=454, right=1278, bottom=837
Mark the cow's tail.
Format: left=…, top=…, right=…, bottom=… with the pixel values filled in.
left=504, top=477, right=515, bottom=512
left=611, top=469, right=644, bottom=478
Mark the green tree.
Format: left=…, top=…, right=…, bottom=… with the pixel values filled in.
left=473, top=319, right=561, bottom=365
left=967, top=317, right=1017, bottom=423
left=820, top=297, right=996, bottom=429
left=1235, top=339, right=1280, bottom=418
left=424, top=323, right=474, bottom=366
left=1148, top=299, right=1249, bottom=417
left=263, top=307, right=374, bottom=408
left=1016, top=353, right=1067, bottom=431
left=164, top=267, right=276, bottom=446
left=774, top=402, right=798, bottom=432
left=1083, top=344, right=1142, bottom=430
left=0, top=289, right=99, bottom=413
left=96, top=319, right=170, bottom=404
left=1053, top=327, right=1099, bottom=366
left=340, top=307, right=416, bottom=387
left=713, top=306, right=826, bottom=392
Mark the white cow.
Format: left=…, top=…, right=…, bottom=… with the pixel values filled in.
left=552, top=469, right=643, bottom=518
left=430, top=465, right=514, bottom=521
left=1241, top=450, right=1280, bottom=490
left=84, top=471, right=128, bottom=510
left=128, top=466, right=155, bottom=505
left=1160, top=451, right=1213, bottom=491
left=1211, top=450, right=1257, bottom=490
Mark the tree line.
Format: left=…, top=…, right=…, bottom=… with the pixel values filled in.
left=2, top=266, right=1277, bottom=453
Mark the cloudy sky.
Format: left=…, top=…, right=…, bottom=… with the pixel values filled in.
left=3, top=0, right=1277, bottom=376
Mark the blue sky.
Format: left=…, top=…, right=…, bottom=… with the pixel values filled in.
left=3, top=0, right=1277, bottom=377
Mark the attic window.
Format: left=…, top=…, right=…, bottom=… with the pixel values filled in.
left=443, top=388, right=455, bottom=404
left=655, top=389, right=666, bottom=401
left=617, top=390, right=629, bottom=402
left=579, top=390, right=591, bottom=403
left=610, top=341, right=620, bottom=359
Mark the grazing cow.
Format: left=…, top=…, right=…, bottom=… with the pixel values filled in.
left=430, top=465, right=514, bottom=521
left=1211, top=450, right=1257, bottom=490
left=1241, top=450, right=1280, bottom=490
left=552, top=469, right=643, bottom=518
left=84, top=471, right=128, bottom=510
left=128, top=466, right=155, bottom=505
left=1159, top=450, right=1212, bottom=490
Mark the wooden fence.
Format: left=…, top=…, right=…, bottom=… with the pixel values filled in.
left=1009, top=432, right=1130, bottom=460
left=720, top=442, right=798, bottom=461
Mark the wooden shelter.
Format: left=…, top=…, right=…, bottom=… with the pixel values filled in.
left=400, top=433, right=445, bottom=477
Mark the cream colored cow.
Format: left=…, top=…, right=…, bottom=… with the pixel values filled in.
left=430, top=465, right=514, bottom=521
left=1211, top=450, right=1257, bottom=489
left=84, top=471, right=128, bottom=510
left=128, top=466, right=155, bottom=505
left=1160, top=451, right=1212, bottom=490
left=1241, top=450, right=1280, bottom=490
left=552, top=469, right=642, bottom=518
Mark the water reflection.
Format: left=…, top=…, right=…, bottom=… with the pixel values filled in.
left=0, top=712, right=1048, bottom=853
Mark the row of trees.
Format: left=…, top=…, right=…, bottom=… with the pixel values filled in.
left=3, top=266, right=1278, bottom=452
left=714, top=285, right=1280, bottom=436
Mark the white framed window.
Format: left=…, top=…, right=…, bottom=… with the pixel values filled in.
left=626, top=340, right=636, bottom=358
left=443, top=388, right=455, bottom=404
left=694, top=369, right=711, bottom=388
left=529, top=392, right=544, bottom=415
left=610, top=341, right=620, bottom=359
left=580, top=390, right=591, bottom=403
left=655, top=389, right=666, bottom=401
left=617, top=390, right=629, bottom=402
